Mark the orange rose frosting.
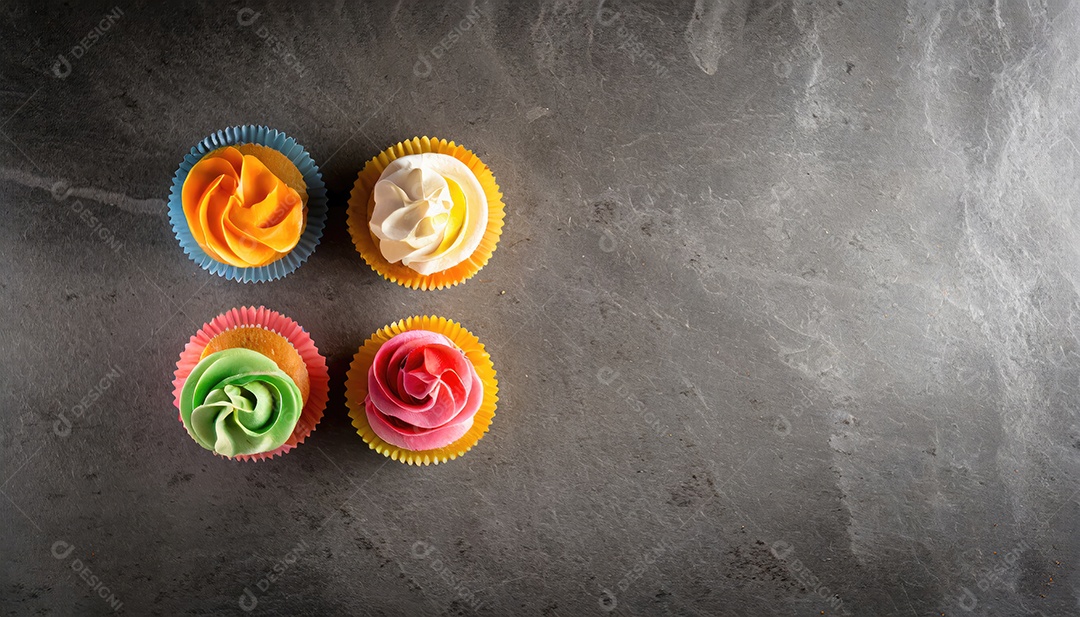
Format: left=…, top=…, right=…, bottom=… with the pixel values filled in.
left=182, top=145, right=307, bottom=268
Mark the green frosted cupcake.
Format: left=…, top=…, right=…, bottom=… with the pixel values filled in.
left=179, top=348, right=303, bottom=458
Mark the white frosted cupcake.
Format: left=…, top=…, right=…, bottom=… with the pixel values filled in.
left=347, top=137, right=505, bottom=290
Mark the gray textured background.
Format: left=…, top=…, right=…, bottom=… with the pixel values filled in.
left=2, top=0, right=1078, bottom=615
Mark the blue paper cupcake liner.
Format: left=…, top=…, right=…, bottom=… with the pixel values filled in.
left=168, top=125, right=328, bottom=283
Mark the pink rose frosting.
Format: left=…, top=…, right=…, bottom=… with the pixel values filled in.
left=366, top=330, right=484, bottom=451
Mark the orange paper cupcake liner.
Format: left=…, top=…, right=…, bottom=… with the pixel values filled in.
left=345, top=316, right=499, bottom=465
left=346, top=137, right=505, bottom=290
left=172, top=306, right=329, bottom=462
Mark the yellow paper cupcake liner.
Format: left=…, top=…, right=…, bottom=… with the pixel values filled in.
left=345, top=316, right=499, bottom=465
left=346, top=137, right=505, bottom=290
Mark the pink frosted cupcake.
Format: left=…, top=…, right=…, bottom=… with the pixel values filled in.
left=172, top=306, right=329, bottom=461
left=345, top=316, right=498, bottom=466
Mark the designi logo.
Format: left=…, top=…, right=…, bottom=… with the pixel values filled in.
left=52, top=55, right=72, bottom=79
left=51, top=540, right=76, bottom=560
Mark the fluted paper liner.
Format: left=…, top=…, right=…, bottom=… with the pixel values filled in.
left=168, top=125, right=328, bottom=283
left=345, top=316, right=499, bottom=465
left=347, top=137, right=505, bottom=290
left=172, top=306, right=329, bottom=461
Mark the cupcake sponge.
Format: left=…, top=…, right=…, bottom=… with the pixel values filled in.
left=202, top=326, right=311, bottom=404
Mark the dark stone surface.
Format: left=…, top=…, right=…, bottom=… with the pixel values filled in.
left=2, top=0, right=1077, bottom=615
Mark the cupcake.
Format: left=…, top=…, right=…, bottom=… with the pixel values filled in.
left=172, top=306, right=329, bottom=461
left=345, top=316, right=499, bottom=465
left=168, top=126, right=328, bottom=283
left=347, top=137, right=505, bottom=290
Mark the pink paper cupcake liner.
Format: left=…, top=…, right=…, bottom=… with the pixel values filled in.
left=172, top=306, right=329, bottom=462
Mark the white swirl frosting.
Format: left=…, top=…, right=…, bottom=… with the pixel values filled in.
left=369, top=153, right=488, bottom=275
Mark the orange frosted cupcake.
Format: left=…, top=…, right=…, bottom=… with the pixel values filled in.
left=168, top=126, right=328, bottom=283
left=347, top=137, right=505, bottom=290
left=182, top=144, right=307, bottom=268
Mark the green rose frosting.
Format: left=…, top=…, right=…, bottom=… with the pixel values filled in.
left=180, top=348, right=303, bottom=457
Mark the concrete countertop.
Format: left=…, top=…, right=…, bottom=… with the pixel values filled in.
left=2, top=1, right=1077, bottom=615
